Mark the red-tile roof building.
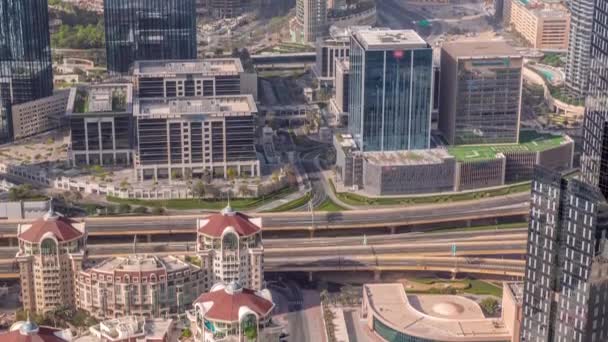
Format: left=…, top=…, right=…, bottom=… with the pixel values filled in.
left=2, top=318, right=73, bottom=342
left=76, top=255, right=205, bottom=320
left=188, top=282, right=282, bottom=342
left=196, top=205, right=264, bottom=291
left=16, top=209, right=87, bottom=315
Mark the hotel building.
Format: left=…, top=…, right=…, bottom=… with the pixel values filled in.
left=76, top=255, right=205, bottom=319
left=197, top=206, right=264, bottom=291
left=16, top=209, right=87, bottom=315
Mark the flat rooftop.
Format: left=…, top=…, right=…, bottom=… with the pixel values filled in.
left=364, top=149, right=453, bottom=166
left=365, top=283, right=511, bottom=341
left=447, top=130, right=571, bottom=162
left=354, top=28, right=428, bottom=50
left=133, top=58, right=244, bottom=77
left=79, top=317, right=172, bottom=342
left=135, top=95, right=257, bottom=117
left=90, top=255, right=194, bottom=274
left=443, top=40, right=521, bottom=59
left=67, top=83, right=133, bottom=115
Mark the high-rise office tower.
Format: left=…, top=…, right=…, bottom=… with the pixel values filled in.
left=291, top=0, right=327, bottom=43
left=580, top=0, right=608, bottom=199
left=520, top=168, right=608, bottom=342
left=564, top=0, right=595, bottom=98
left=521, top=3, right=608, bottom=340
left=0, top=0, right=53, bottom=142
left=103, top=0, right=197, bottom=74
left=439, top=40, right=523, bottom=145
left=348, top=28, right=433, bottom=152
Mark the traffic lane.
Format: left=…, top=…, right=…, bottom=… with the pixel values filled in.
left=0, top=192, right=530, bottom=231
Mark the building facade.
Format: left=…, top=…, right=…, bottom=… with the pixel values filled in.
left=133, top=59, right=245, bottom=98
left=348, top=28, right=433, bottom=152
left=291, top=0, right=327, bottom=43
left=76, top=255, right=205, bottom=319
left=134, top=95, right=259, bottom=181
left=11, top=90, right=70, bottom=140
left=506, top=0, right=570, bottom=50
left=581, top=0, right=608, bottom=200
left=103, top=0, right=197, bottom=74
left=564, top=0, right=595, bottom=98
left=439, top=40, right=523, bottom=145
left=332, top=58, right=350, bottom=115
left=196, top=206, right=264, bottom=291
left=66, top=84, right=134, bottom=167
left=0, top=0, right=54, bottom=142
left=520, top=168, right=608, bottom=342
left=16, top=210, right=87, bottom=315
left=210, top=0, right=250, bottom=18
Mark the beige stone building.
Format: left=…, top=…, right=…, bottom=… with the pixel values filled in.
left=196, top=205, right=264, bottom=291
left=506, top=0, right=570, bottom=50
left=16, top=209, right=87, bottom=315
left=76, top=255, right=205, bottom=320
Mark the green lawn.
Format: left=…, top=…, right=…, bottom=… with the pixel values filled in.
left=448, top=130, right=567, bottom=162
left=265, top=192, right=312, bottom=212
left=108, top=186, right=296, bottom=211
left=407, top=278, right=503, bottom=297
left=315, top=198, right=347, bottom=212
left=332, top=180, right=531, bottom=207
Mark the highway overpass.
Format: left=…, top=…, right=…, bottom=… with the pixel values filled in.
left=0, top=229, right=527, bottom=279
left=0, top=194, right=529, bottom=241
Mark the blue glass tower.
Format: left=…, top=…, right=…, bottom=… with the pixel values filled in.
left=348, top=28, right=433, bottom=152
left=0, top=0, right=53, bottom=142
left=104, top=0, right=197, bottom=74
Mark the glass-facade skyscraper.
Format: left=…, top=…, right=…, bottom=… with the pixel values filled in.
left=581, top=0, right=608, bottom=200
left=103, top=0, right=197, bottom=74
left=0, top=0, right=53, bottom=142
left=348, top=28, right=433, bottom=152
left=520, top=168, right=608, bottom=342
left=521, top=2, right=608, bottom=340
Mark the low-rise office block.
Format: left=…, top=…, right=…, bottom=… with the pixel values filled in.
left=134, top=95, right=259, bottom=181
left=334, top=131, right=573, bottom=195
left=11, top=90, right=70, bottom=140
left=67, top=83, right=134, bottom=167
left=133, top=58, right=257, bottom=100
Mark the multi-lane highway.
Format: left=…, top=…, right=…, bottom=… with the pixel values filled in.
left=0, top=194, right=529, bottom=239
left=0, top=228, right=527, bottom=278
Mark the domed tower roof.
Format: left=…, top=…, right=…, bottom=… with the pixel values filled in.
left=194, top=282, right=274, bottom=322
left=4, top=315, right=68, bottom=342
left=18, top=208, right=84, bottom=243
left=197, top=205, right=261, bottom=238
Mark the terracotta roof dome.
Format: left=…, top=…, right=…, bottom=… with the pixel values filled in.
left=18, top=209, right=84, bottom=243
left=197, top=205, right=261, bottom=238
left=194, top=282, right=274, bottom=322
left=4, top=316, right=69, bottom=342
